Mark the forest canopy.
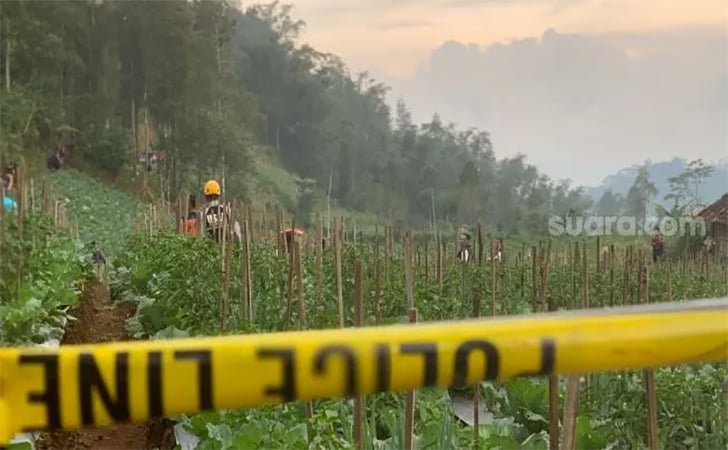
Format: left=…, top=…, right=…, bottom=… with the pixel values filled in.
left=0, top=0, right=594, bottom=233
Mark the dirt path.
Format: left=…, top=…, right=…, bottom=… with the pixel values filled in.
left=36, top=279, right=175, bottom=450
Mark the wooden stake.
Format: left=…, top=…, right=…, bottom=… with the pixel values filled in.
left=561, top=376, right=581, bottom=450
left=242, top=218, right=253, bottom=321
left=404, top=307, right=417, bottom=450
left=374, top=235, right=382, bottom=324
left=334, top=217, right=344, bottom=328
left=404, top=230, right=414, bottom=309
left=472, top=289, right=482, bottom=448
left=353, top=260, right=364, bottom=450
left=641, top=260, right=659, bottom=450
left=548, top=297, right=560, bottom=450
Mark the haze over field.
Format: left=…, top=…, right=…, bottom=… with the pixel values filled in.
left=293, top=0, right=728, bottom=187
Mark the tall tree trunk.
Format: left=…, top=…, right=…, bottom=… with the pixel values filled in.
left=4, top=18, right=10, bottom=91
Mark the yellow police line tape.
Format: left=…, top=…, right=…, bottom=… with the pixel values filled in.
left=1, top=298, right=727, bottom=444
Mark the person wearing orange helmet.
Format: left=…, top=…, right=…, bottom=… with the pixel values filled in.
left=199, top=179, right=241, bottom=244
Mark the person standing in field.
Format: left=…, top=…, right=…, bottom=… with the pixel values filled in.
left=490, top=237, right=504, bottom=262
left=651, top=226, right=664, bottom=263
left=456, top=226, right=472, bottom=263
left=180, top=195, right=198, bottom=237
left=2, top=162, right=17, bottom=191
left=199, top=179, right=241, bottom=244
left=2, top=162, right=18, bottom=214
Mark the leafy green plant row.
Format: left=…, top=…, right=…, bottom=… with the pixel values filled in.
left=43, top=169, right=147, bottom=259
left=0, top=211, right=95, bottom=345
left=107, top=230, right=728, bottom=449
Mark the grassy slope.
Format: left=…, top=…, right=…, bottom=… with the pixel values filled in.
left=251, top=152, right=383, bottom=234
left=29, top=152, right=653, bottom=249
left=35, top=161, right=651, bottom=256
left=44, top=169, right=145, bottom=258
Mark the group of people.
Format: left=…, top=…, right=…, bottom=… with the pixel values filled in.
left=183, top=179, right=312, bottom=249
left=2, top=145, right=68, bottom=214
left=0, top=159, right=682, bottom=267
left=456, top=224, right=668, bottom=265
left=47, top=146, right=68, bottom=171
left=180, top=179, right=242, bottom=244
left=456, top=225, right=503, bottom=264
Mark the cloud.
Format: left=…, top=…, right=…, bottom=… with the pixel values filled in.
left=381, top=27, right=728, bottom=185
left=378, top=20, right=437, bottom=31
left=445, top=0, right=541, bottom=6
left=544, top=0, right=585, bottom=15
left=298, top=0, right=422, bottom=16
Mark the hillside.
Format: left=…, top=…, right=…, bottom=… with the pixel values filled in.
left=1, top=0, right=593, bottom=236
left=586, top=157, right=728, bottom=206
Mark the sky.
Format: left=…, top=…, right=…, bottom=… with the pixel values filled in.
left=291, top=0, right=727, bottom=75
left=286, top=0, right=728, bottom=186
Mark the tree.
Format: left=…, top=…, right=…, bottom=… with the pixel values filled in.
left=684, top=159, right=715, bottom=208
left=0, top=0, right=605, bottom=233
left=623, top=166, right=658, bottom=222
left=457, top=160, right=480, bottom=224
left=596, top=189, right=622, bottom=216
left=295, top=178, right=319, bottom=228
left=664, top=158, right=715, bottom=217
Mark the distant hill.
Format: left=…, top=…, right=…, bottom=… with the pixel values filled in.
left=585, top=157, right=728, bottom=207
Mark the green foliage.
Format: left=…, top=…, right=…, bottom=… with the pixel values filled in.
left=595, top=189, right=623, bottom=216
left=0, top=86, right=42, bottom=159
left=4, top=1, right=727, bottom=447
left=105, top=226, right=728, bottom=449
left=45, top=168, right=144, bottom=258
left=665, top=159, right=716, bottom=209
left=83, top=127, right=130, bottom=176
left=1, top=0, right=594, bottom=232
left=295, top=178, right=321, bottom=228
left=624, top=165, right=658, bottom=221
left=0, top=211, right=94, bottom=345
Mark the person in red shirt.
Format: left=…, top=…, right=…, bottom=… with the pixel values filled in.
left=651, top=226, right=664, bottom=263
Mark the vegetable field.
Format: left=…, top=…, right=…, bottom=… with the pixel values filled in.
left=1, top=173, right=727, bottom=450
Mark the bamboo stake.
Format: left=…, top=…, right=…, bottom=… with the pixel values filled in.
left=561, top=375, right=581, bottom=450
left=490, top=240, right=497, bottom=316
left=353, top=260, right=364, bottom=450
left=404, top=307, right=417, bottom=450
left=285, top=217, right=296, bottom=326
left=316, top=214, right=324, bottom=304
left=531, top=245, right=538, bottom=311
left=571, top=242, right=578, bottom=310
left=641, top=260, right=659, bottom=450
left=477, top=222, right=483, bottom=265
left=437, top=231, right=442, bottom=290
left=666, top=261, right=672, bottom=303
left=403, top=232, right=416, bottom=450
left=404, top=231, right=415, bottom=310
left=472, top=288, right=482, bottom=448
left=220, top=202, right=233, bottom=331
left=548, top=297, right=559, bottom=450
left=374, top=235, right=382, bottom=325
left=609, top=244, right=615, bottom=307
left=562, top=243, right=589, bottom=450
left=295, top=241, right=305, bottom=327
left=582, top=243, right=591, bottom=400
left=334, top=217, right=344, bottom=328
left=242, top=218, right=252, bottom=321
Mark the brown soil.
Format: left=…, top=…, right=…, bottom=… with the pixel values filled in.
left=35, top=279, right=176, bottom=450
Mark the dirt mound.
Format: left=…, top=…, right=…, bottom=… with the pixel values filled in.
left=36, top=279, right=175, bottom=450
